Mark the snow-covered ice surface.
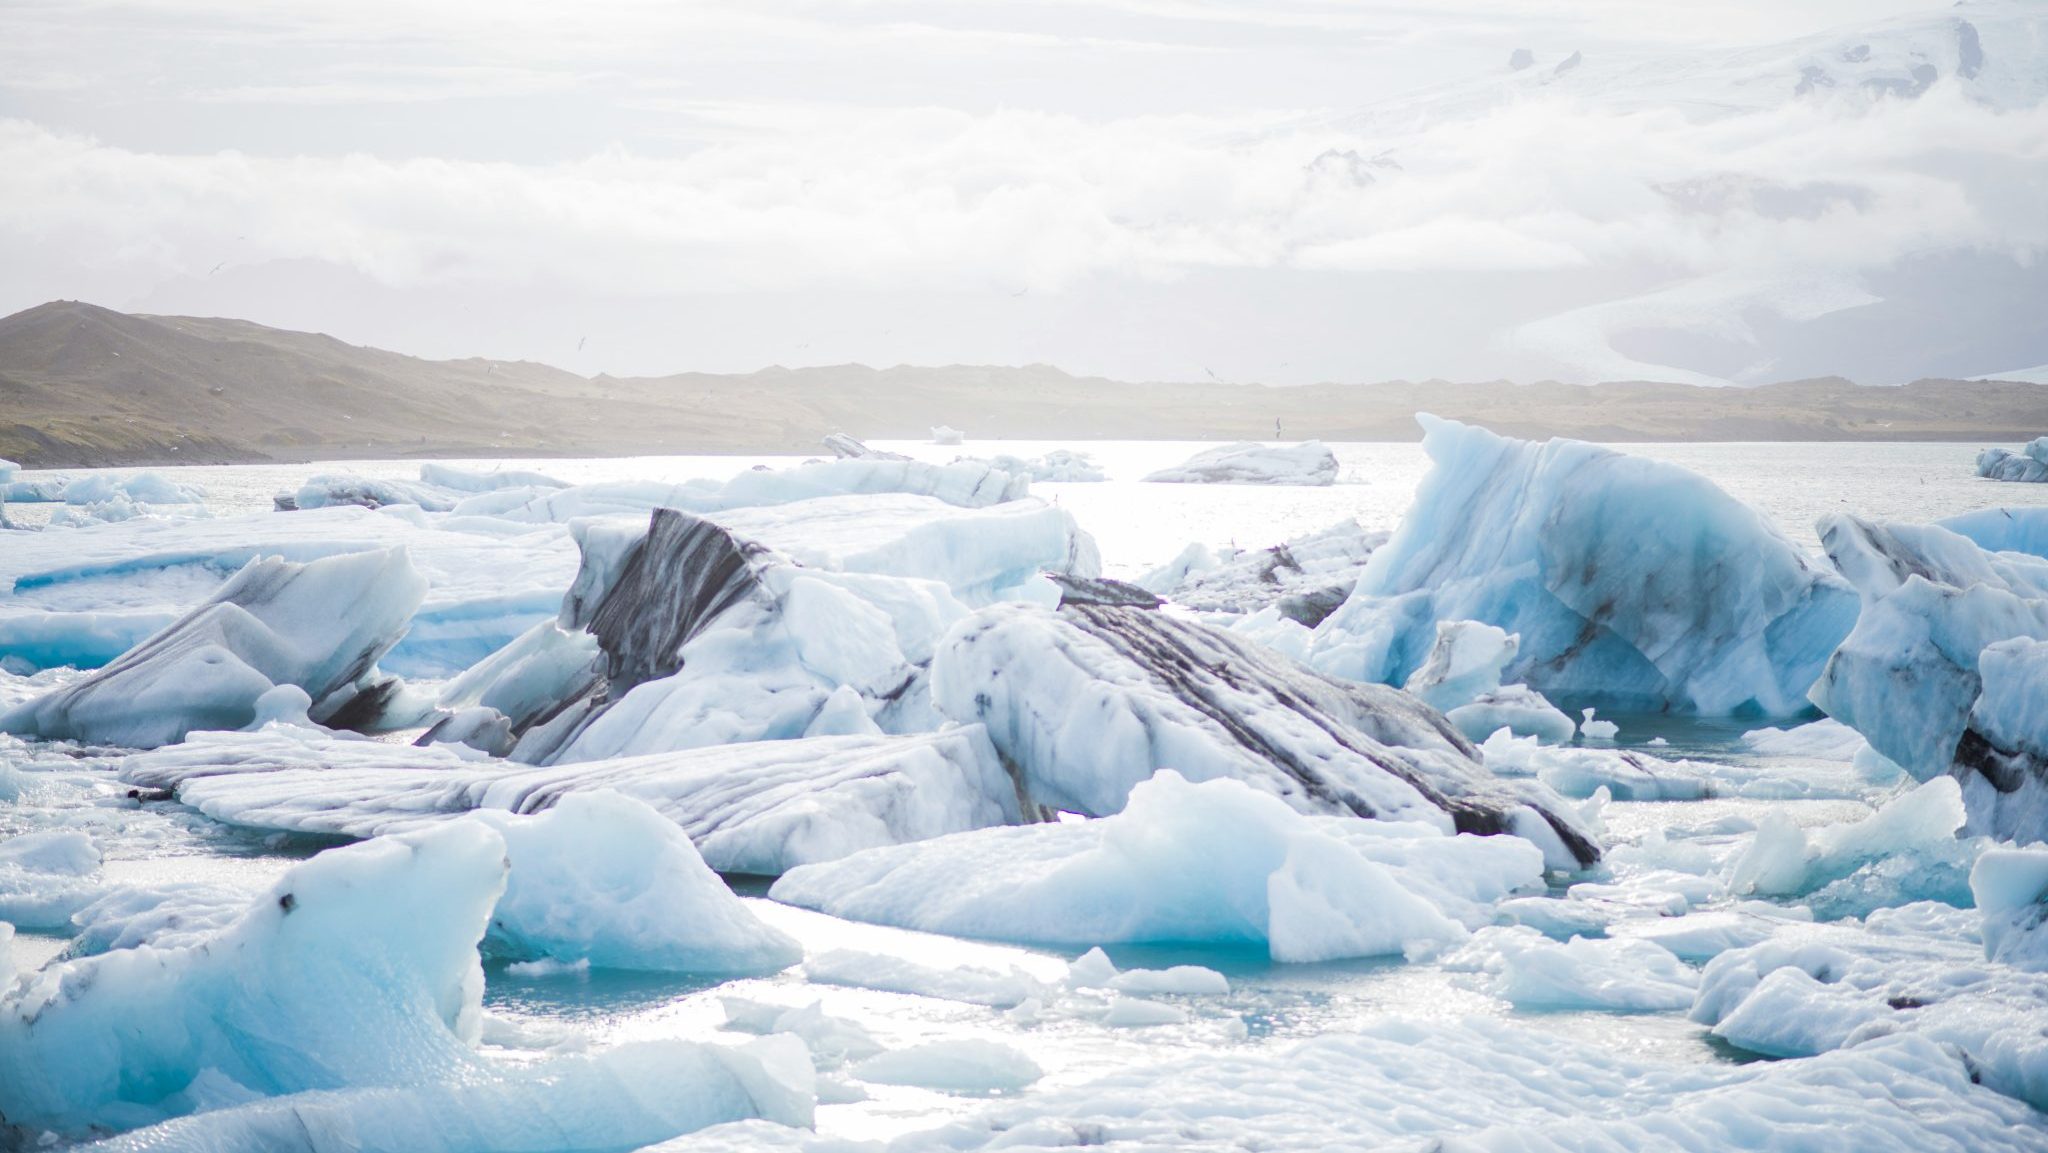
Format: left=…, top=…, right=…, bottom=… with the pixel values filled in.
left=8, top=438, right=2048, bottom=1151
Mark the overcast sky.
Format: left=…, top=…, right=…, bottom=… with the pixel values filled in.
left=3, top=0, right=2042, bottom=384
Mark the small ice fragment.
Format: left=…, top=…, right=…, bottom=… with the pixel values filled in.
left=1102, top=997, right=1190, bottom=1027
left=1579, top=708, right=1619, bottom=740
left=852, top=1040, right=1042, bottom=1092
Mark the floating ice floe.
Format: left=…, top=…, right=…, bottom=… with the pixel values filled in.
left=1692, top=902, right=2048, bottom=1112
left=1310, top=416, right=1859, bottom=715
left=1444, top=924, right=1699, bottom=1010
left=930, top=425, right=965, bottom=445
left=72, top=1037, right=813, bottom=1153
left=1141, top=440, right=1339, bottom=486
left=803, top=950, right=1044, bottom=1008
left=886, top=1016, right=2046, bottom=1152
left=852, top=1040, right=1043, bottom=1093
left=1728, top=777, right=1983, bottom=919
left=1140, top=518, right=1386, bottom=624
left=0, top=547, right=425, bottom=748
left=471, top=790, right=800, bottom=974
left=1976, top=437, right=2048, bottom=482
left=931, top=599, right=1597, bottom=867
left=1809, top=511, right=2048, bottom=840
left=117, top=723, right=1020, bottom=875
left=2, top=470, right=205, bottom=508
left=965, top=449, right=1106, bottom=483
left=0, top=828, right=104, bottom=931
left=769, top=770, right=1539, bottom=961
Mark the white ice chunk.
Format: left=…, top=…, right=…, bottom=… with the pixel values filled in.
left=1444, top=924, right=1698, bottom=1010
left=852, top=1040, right=1041, bottom=1093
left=0, top=829, right=104, bottom=931
left=1100, top=997, right=1190, bottom=1027
left=1577, top=707, right=1619, bottom=740
left=803, top=949, right=1043, bottom=1008
left=1973, top=846, right=2048, bottom=972
left=73, top=1037, right=812, bottom=1153
left=470, top=791, right=800, bottom=974
left=1728, top=777, right=1981, bottom=918
left=1142, top=441, right=1339, bottom=486
left=770, top=771, right=1478, bottom=962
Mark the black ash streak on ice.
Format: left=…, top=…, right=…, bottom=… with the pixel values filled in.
left=956, top=597, right=1600, bottom=867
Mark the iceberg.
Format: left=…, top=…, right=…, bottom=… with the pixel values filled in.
left=1138, top=518, right=1387, bottom=623
left=2, top=471, right=206, bottom=507
left=471, top=791, right=800, bottom=974
left=0, top=822, right=504, bottom=1135
left=0, top=547, right=425, bottom=748
left=497, top=500, right=1094, bottom=763
left=930, top=425, right=964, bottom=445
left=802, top=949, right=1044, bottom=1008
left=931, top=599, right=1597, bottom=866
left=1310, top=416, right=1858, bottom=715
left=118, top=724, right=1020, bottom=875
left=1808, top=513, right=2048, bottom=839
left=1141, top=440, right=1339, bottom=486
left=769, top=771, right=1509, bottom=961
left=1976, top=437, right=2048, bottom=482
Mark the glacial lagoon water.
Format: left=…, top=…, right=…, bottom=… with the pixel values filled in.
left=9, top=439, right=2038, bottom=575
left=2, top=437, right=2044, bottom=1147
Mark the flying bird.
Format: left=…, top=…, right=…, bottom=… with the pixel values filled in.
left=208, top=262, right=226, bottom=275
left=577, top=336, right=587, bottom=352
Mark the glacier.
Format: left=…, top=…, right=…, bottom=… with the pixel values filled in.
left=1309, top=416, right=1859, bottom=715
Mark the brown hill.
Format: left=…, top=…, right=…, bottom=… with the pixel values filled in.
left=2, top=300, right=2045, bottom=467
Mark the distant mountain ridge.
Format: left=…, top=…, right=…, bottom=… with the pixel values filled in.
left=1, top=300, right=2045, bottom=467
